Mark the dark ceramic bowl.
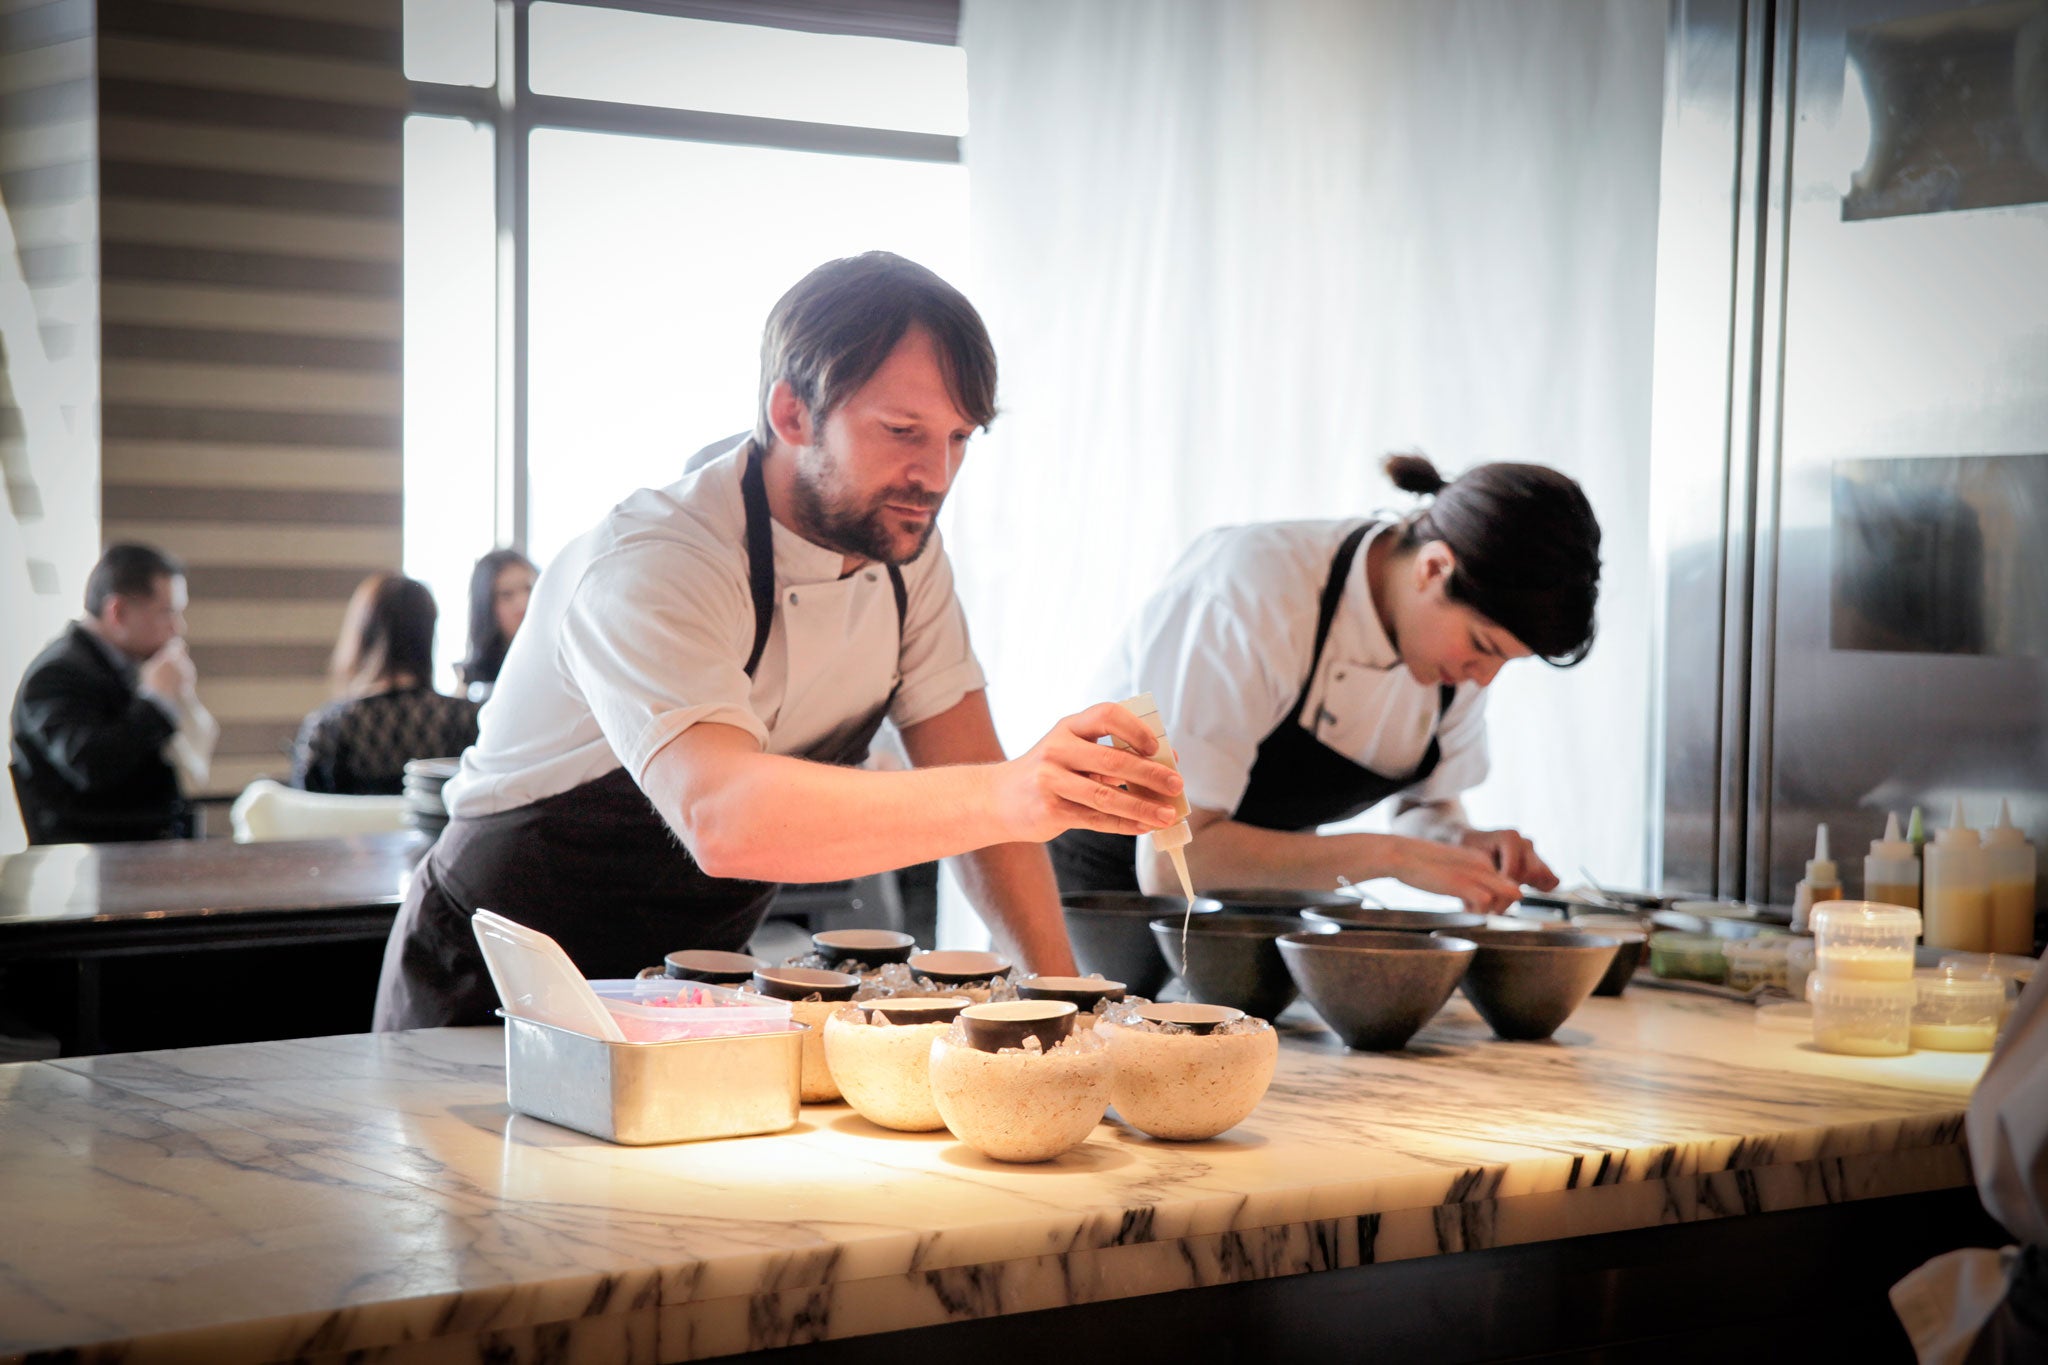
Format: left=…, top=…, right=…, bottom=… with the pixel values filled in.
left=1301, top=905, right=1488, bottom=935
left=750, top=965, right=861, bottom=1002
left=1132, top=1001, right=1244, bottom=1034
left=857, top=995, right=971, bottom=1026
left=1062, top=893, right=1222, bottom=998
left=960, top=1000, right=1076, bottom=1052
left=1151, top=913, right=1332, bottom=1020
left=1204, top=887, right=1358, bottom=916
left=1571, top=917, right=1649, bottom=996
left=811, top=928, right=916, bottom=967
left=663, top=948, right=763, bottom=984
left=1017, top=975, right=1127, bottom=1010
left=1435, top=929, right=1620, bottom=1040
left=1277, top=930, right=1475, bottom=1050
left=908, top=950, right=1012, bottom=985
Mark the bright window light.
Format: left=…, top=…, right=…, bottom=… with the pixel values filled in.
left=403, top=0, right=495, bottom=88
left=528, top=5, right=967, bottom=135
left=402, top=114, right=499, bottom=690
left=524, top=128, right=967, bottom=564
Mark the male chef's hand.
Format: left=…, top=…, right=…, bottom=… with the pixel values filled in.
left=996, top=702, right=1183, bottom=842
left=1460, top=826, right=1557, bottom=891
left=1382, top=835, right=1524, bottom=914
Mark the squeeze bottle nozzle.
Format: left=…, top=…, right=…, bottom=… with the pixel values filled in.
left=1806, top=823, right=1836, bottom=881
left=1985, top=799, right=2025, bottom=848
left=1869, top=812, right=1911, bottom=859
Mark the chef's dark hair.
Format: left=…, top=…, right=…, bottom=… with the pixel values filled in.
left=85, top=542, right=182, bottom=616
left=754, top=251, right=997, bottom=450
left=1385, top=453, right=1602, bottom=666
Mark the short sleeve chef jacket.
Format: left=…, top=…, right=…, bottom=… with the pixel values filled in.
left=443, top=439, right=986, bottom=818
left=1087, top=520, right=1488, bottom=822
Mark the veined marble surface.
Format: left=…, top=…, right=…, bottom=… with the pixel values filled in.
left=1, top=991, right=1985, bottom=1364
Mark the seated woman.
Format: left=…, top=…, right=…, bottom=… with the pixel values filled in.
left=291, top=573, right=481, bottom=796
left=1051, top=453, right=1601, bottom=914
left=457, top=549, right=536, bottom=703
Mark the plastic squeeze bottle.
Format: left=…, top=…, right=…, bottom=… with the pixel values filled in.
left=1983, top=800, right=2038, bottom=957
left=1923, top=800, right=1990, bottom=953
left=1112, top=693, right=1197, bottom=907
left=1864, top=812, right=1920, bottom=910
left=1791, top=824, right=1842, bottom=933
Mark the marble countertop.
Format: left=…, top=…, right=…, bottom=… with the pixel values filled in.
left=1, top=989, right=1986, bottom=1364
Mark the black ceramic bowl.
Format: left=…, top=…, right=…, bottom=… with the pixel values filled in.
left=1278, top=929, right=1475, bottom=1050
left=1132, top=1001, right=1244, bottom=1034
left=857, top=995, right=971, bottom=1026
left=1151, top=913, right=1332, bottom=1020
left=1204, top=887, right=1358, bottom=916
left=1301, top=905, right=1488, bottom=935
left=1434, top=929, right=1621, bottom=1041
left=1017, top=975, right=1127, bottom=1010
left=663, top=948, right=764, bottom=984
left=1062, top=892, right=1221, bottom=998
left=750, top=965, right=860, bottom=1002
left=908, top=950, right=1012, bottom=985
left=959, top=1000, right=1076, bottom=1052
left=811, top=928, right=916, bottom=967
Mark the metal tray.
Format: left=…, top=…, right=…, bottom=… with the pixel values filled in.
left=501, top=1012, right=804, bottom=1145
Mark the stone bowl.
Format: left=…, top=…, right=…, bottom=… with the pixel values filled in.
left=811, top=928, right=916, bottom=968
left=823, top=1007, right=953, bottom=1131
left=1151, top=913, right=1331, bottom=1019
left=1062, top=893, right=1221, bottom=998
left=1097, top=1013, right=1277, bottom=1140
left=1300, top=905, right=1488, bottom=935
left=748, top=967, right=860, bottom=1101
left=959, top=1000, right=1076, bottom=1053
left=928, top=1030, right=1112, bottom=1162
left=907, top=950, right=1012, bottom=986
left=1277, top=929, right=1476, bottom=1050
left=1436, top=929, right=1621, bottom=1041
left=1204, top=887, right=1358, bottom=917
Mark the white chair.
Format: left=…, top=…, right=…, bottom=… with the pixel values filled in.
left=230, top=778, right=409, bottom=842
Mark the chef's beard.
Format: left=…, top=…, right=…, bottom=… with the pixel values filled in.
left=791, top=459, right=942, bottom=566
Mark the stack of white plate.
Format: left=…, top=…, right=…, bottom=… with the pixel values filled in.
left=403, top=757, right=460, bottom=836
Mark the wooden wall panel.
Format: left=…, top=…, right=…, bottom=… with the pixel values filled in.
left=94, top=0, right=403, bottom=793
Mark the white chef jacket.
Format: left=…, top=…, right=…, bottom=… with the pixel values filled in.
left=1088, top=519, right=1488, bottom=822
left=443, top=438, right=986, bottom=818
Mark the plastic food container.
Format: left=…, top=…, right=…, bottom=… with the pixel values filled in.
left=1722, top=936, right=1794, bottom=992
left=1809, top=975, right=1915, bottom=1056
left=1911, top=967, right=2006, bottom=1052
left=1649, top=931, right=1726, bottom=983
left=1811, top=902, right=1922, bottom=982
left=589, top=978, right=793, bottom=1042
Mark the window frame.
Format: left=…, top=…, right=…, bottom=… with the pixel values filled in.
left=405, top=0, right=964, bottom=553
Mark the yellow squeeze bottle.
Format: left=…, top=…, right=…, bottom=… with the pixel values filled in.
left=1983, top=800, right=2038, bottom=957
left=1863, top=812, right=1920, bottom=910
left=1790, top=825, right=1841, bottom=933
left=1923, top=800, right=1990, bottom=953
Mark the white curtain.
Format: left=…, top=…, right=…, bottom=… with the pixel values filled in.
left=938, top=0, right=1666, bottom=933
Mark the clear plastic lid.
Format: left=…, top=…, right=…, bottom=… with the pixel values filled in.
left=1810, top=900, right=1923, bottom=946
left=1911, top=967, right=2006, bottom=1023
left=1939, top=951, right=2039, bottom=982
left=1808, top=975, right=1917, bottom=1008
left=472, top=908, right=626, bottom=1042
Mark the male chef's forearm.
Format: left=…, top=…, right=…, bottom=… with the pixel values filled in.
left=950, top=840, right=1078, bottom=976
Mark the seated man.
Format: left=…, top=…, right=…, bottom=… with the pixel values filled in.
left=9, top=543, right=218, bottom=843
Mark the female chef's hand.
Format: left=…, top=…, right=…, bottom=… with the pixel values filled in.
left=994, top=702, right=1184, bottom=843
left=1460, top=827, right=1558, bottom=891
left=1380, top=835, right=1524, bottom=914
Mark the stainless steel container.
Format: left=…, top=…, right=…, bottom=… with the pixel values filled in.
left=501, top=1013, right=804, bottom=1145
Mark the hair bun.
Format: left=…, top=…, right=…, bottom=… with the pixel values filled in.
left=1384, top=452, right=1447, bottom=496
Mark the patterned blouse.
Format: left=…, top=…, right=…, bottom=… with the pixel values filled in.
left=290, top=686, right=481, bottom=796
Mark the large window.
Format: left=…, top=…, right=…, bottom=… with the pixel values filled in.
left=402, top=0, right=966, bottom=681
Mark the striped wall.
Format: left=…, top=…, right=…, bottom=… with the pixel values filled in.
left=93, top=0, right=405, bottom=797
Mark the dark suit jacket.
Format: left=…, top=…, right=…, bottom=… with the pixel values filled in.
left=8, top=623, right=186, bottom=844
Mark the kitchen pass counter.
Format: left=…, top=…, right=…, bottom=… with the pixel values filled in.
left=0, top=989, right=1996, bottom=1363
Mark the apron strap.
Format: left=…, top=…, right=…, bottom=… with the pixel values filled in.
left=1289, top=522, right=1456, bottom=731
left=740, top=441, right=909, bottom=677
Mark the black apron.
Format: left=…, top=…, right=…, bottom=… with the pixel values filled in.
left=1050, top=521, right=1454, bottom=893
left=373, top=446, right=907, bottom=1030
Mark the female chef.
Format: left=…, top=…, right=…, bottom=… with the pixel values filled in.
left=1050, top=453, right=1602, bottom=914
